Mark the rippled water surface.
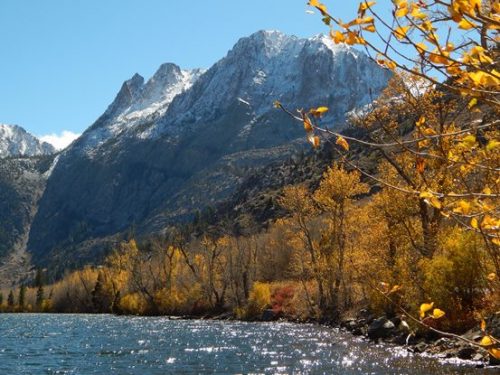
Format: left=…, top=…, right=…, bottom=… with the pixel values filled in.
left=0, top=314, right=494, bottom=374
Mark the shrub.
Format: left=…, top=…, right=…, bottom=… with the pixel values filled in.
left=244, top=282, right=271, bottom=319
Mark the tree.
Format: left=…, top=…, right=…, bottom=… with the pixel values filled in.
left=18, top=285, right=26, bottom=310
left=7, top=290, right=14, bottom=307
left=314, top=164, right=370, bottom=316
left=275, top=1, right=499, bottom=243
left=279, top=184, right=326, bottom=312
left=35, top=268, right=46, bottom=310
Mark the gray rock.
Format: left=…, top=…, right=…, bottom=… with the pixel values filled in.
left=413, top=342, right=428, bottom=353
left=261, top=309, right=277, bottom=321
left=472, top=353, right=484, bottom=362
left=368, top=317, right=396, bottom=340
left=457, top=346, right=477, bottom=360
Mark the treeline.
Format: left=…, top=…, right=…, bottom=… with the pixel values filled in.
left=2, top=163, right=497, bottom=332
left=1, top=80, right=498, bottom=336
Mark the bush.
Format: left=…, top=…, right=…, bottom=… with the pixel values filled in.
left=244, top=282, right=271, bottom=319
left=118, top=293, right=148, bottom=315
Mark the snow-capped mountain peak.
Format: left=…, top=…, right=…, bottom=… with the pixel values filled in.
left=76, top=63, right=205, bottom=153
left=0, top=124, right=55, bottom=158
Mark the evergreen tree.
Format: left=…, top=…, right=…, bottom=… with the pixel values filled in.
left=0, top=292, right=3, bottom=306
left=35, top=268, right=45, bottom=310
left=36, top=285, right=45, bottom=310
left=7, top=290, right=14, bottom=307
left=18, top=285, right=26, bottom=309
left=35, top=268, right=45, bottom=288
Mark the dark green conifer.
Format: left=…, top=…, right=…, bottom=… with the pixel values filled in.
left=7, top=290, right=14, bottom=307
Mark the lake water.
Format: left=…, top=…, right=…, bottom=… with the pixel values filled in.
left=0, top=314, right=494, bottom=374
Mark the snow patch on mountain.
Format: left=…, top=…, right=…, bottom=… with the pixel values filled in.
left=0, top=124, right=55, bottom=158
left=75, top=64, right=205, bottom=154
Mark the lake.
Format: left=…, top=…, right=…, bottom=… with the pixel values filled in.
left=0, top=314, right=494, bottom=374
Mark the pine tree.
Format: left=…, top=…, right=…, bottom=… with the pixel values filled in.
left=35, top=268, right=45, bottom=310
left=7, top=290, right=14, bottom=307
left=18, top=285, right=26, bottom=310
left=36, top=285, right=45, bottom=310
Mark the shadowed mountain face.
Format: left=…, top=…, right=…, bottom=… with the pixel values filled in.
left=5, top=30, right=391, bottom=273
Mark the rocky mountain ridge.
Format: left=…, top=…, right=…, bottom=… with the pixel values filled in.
left=1, top=30, right=392, bottom=280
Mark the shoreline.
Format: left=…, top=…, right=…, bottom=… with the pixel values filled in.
left=4, top=310, right=498, bottom=369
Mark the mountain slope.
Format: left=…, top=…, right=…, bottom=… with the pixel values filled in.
left=0, top=154, right=56, bottom=288
left=26, top=30, right=391, bottom=273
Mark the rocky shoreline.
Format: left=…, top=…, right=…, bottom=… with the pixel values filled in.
left=339, top=310, right=500, bottom=368
left=186, top=308, right=500, bottom=369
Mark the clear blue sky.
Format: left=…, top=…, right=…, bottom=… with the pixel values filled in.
left=0, top=1, right=370, bottom=140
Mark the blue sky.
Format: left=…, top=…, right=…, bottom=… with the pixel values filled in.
left=0, top=1, right=369, bottom=147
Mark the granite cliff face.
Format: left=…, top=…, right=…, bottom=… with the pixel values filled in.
left=2, top=31, right=391, bottom=274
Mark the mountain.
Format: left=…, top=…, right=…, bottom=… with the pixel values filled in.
left=2, top=30, right=392, bottom=277
left=0, top=124, right=55, bottom=158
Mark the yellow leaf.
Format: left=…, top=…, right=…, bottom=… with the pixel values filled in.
left=310, top=106, right=329, bottom=117
left=489, top=348, right=500, bottom=360
left=471, top=218, right=479, bottom=229
left=273, top=100, right=281, bottom=109
left=481, top=319, right=486, bottom=332
left=358, top=1, right=376, bottom=16
left=431, top=308, right=445, bottom=319
left=468, top=70, right=500, bottom=88
left=388, top=285, right=402, bottom=294
left=387, top=60, right=397, bottom=69
left=362, top=24, right=376, bottom=32
left=415, top=116, right=426, bottom=127
left=487, top=273, right=497, bottom=281
left=480, top=335, right=494, bottom=347
left=429, top=197, right=443, bottom=209
left=420, top=192, right=441, bottom=209
left=308, top=135, right=321, bottom=148
left=419, top=191, right=433, bottom=199
left=359, top=16, right=374, bottom=24
left=486, top=139, right=500, bottom=152
left=420, top=302, right=434, bottom=318
left=467, top=98, right=478, bottom=109
left=428, top=52, right=449, bottom=65
left=395, top=7, right=408, bottom=18
left=462, top=134, right=476, bottom=148
left=453, top=200, right=471, bottom=215
left=410, top=7, right=427, bottom=20
left=458, top=18, right=476, bottom=30
left=416, top=158, right=425, bottom=174
left=415, top=43, right=427, bottom=54
left=336, top=135, right=350, bottom=151
left=394, top=25, right=410, bottom=40
left=393, top=0, right=407, bottom=7
left=303, top=118, right=313, bottom=132
left=331, top=30, right=345, bottom=44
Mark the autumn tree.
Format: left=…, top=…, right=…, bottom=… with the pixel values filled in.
left=314, top=164, right=370, bottom=316
left=279, top=184, right=326, bottom=312
left=275, top=1, right=499, bottom=245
